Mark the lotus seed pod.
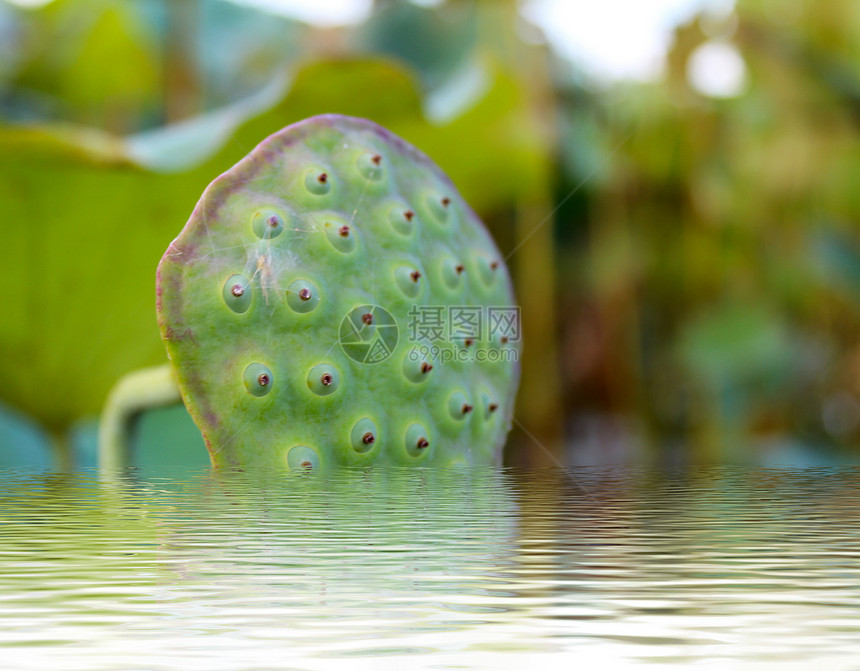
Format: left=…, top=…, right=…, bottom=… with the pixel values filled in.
left=157, top=114, right=520, bottom=469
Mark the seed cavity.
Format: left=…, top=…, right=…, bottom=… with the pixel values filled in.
left=395, top=265, right=422, bottom=298
left=439, top=256, right=463, bottom=291
left=287, top=279, right=321, bottom=313
left=344, top=304, right=379, bottom=343
left=357, top=151, right=384, bottom=180
left=324, top=217, right=356, bottom=253
left=425, top=192, right=451, bottom=225
left=403, top=355, right=433, bottom=383
left=223, top=274, right=252, bottom=313
left=304, top=168, right=331, bottom=195
left=475, top=254, right=500, bottom=286
left=287, top=445, right=320, bottom=471
left=351, top=418, right=378, bottom=454
left=388, top=204, right=415, bottom=237
left=405, top=423, right=431, bottom=457
left=243, top=363, right=273, bottom=397
left=481, top=393, right=500, bottom=420
left=251, top=209, right=285, bottom=239
left=447, top=391, right=473, bottom=421
left=307, top=363, right=339, bottom=396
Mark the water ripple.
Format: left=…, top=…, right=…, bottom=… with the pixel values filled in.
left=1, top=466, right=860, bottom=669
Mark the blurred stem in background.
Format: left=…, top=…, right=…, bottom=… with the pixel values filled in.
left=471, top=0, right=563, bottom=465
left=165, top=0, right=200, bottom=122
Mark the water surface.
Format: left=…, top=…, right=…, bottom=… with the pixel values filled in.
left=2, top=467, right=859, bottom=669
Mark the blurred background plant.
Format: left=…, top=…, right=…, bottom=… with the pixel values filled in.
left=0, top=0, right=857, bottom=468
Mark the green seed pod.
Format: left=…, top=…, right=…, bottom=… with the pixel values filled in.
left=157, top=115, right=519, bottom=469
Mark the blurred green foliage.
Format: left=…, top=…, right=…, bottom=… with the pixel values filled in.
left=0, top=0, right=857, bottom=466
left=556, top=0, right=860, bottom=461
left=1, top=0, right=304, bottom=128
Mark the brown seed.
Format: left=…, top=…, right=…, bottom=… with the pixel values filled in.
left=490, top=261, right=499, bottom=270
left=488, top=403, right=498, bottom=413
left=462, top=404, right=473, bottom=414
left=500, top=336, right=509, bottom=344
left=231, top=284, right=244, bottom=297
left=441, top=197, right=450, bottom=207
left=361, top=312, right=373, bottom=325
left=455, top=264, right=464, bottom=274
left=416, top=437, right=429, bottom=449
left=299, top=287, right=312, bottom=301
left=321, top=373, right=333, bottom=386
left=317, top=172, right=328, bottom=183
left=257, top=374, right=270, bottom=387
left=338, top=225, right=350, bottom=237
left=404, top=210, right=414, bottom=221
left=371, top=154, right=382, bottom=166
left=268, top=215, right=279, bottom=228
left=420, top=362, right=433, bottom=374
left=464, top=338, right=474, bottom=347
left=410, top=270, right=421, bottom=282
left=300, top=460, right=313, bottom=470
left=362, top=432, right=375, bottom=445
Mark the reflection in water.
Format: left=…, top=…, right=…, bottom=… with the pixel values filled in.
left=1, top=467, right=860, bottom=669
